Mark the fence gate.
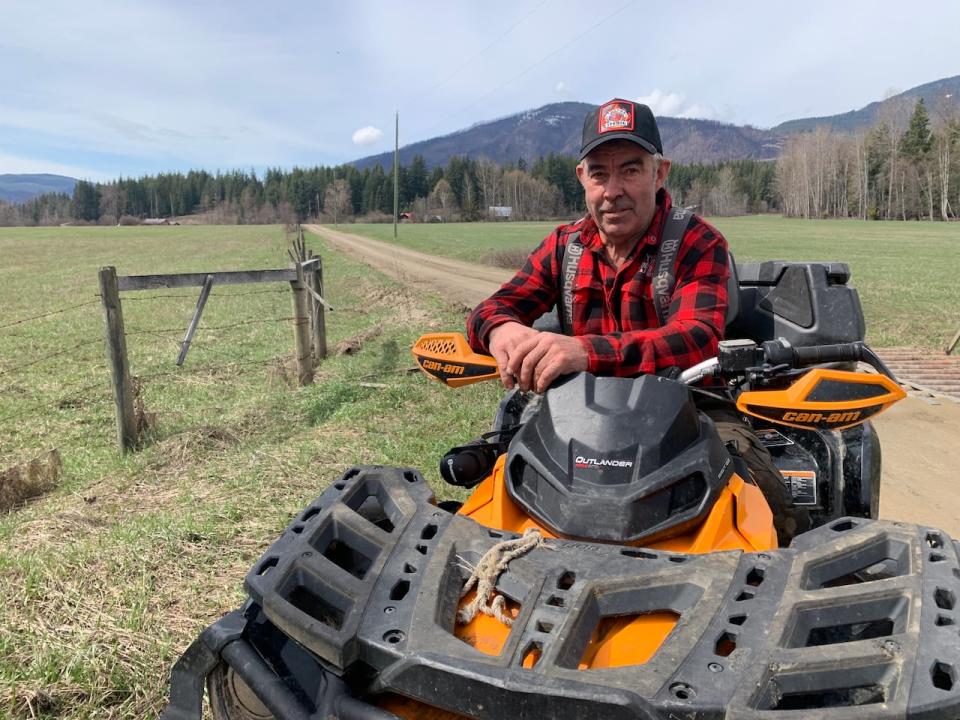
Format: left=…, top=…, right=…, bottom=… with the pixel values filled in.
left=98, top=256, right=327, bottom=453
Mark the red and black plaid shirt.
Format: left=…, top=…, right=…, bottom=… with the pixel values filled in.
left=467, top=188, right=729, bottom=376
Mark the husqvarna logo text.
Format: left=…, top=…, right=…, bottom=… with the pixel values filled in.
left=653, top=237, right=680, bottom=307
left=563, top=242, right=584, bottom=311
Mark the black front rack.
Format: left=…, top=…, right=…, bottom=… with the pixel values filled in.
left=164, top=465, right=960, bottom=720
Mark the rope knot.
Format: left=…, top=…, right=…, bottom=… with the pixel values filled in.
left=456, top=528, right=545, bottom=626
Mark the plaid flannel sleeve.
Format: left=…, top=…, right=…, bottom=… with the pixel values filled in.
left=580, top=221, right=729, bottom=376
left=466, top=230, right=561, bottom=353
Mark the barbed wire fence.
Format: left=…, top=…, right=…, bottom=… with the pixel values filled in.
left=0, top=299, right=292, bottom=434
left=0, top=233, right=329, bottom=467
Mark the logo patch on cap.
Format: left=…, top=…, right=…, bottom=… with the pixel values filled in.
left=598, top=101, right=634, bottom=134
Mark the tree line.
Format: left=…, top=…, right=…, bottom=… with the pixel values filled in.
left=2, top=98, right=956, bottom=227
left=778, top=99, right=959, bottom=220
left=0, top=153, right=780, bottom=227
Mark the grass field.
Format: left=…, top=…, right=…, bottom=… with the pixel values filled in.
left=0, top=225, right=501, bottom=717
left=342, top=216, right=960, bottom=349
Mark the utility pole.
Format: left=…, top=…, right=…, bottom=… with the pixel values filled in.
left=393, top=111, right=399, bottom=241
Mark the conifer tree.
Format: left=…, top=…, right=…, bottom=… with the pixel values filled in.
left=901, top=99, right=933, bottom=161
left=71, top=180, right=101, bottom=221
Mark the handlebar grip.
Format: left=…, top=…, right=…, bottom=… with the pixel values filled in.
left=792, top=343, right=864, bottom=365
left=763, top=340, right=864, bottom=367
left=440, top=441, right=501, bottom=487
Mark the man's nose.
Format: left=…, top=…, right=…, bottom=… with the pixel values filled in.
left=603, top=174, right=623, bottom=199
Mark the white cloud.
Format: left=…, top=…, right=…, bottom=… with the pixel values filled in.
left=352, top=126, right=384, bottom=146
left=634, top=90, right=717, bottom=120
left=554, top=81, right=567, bottom=94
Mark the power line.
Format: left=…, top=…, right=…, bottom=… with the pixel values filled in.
left=417, top=0, right=636, bottom=139
left=416, top=0, right=550, bottom=101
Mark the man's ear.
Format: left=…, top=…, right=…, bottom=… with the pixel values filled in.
left=575, top=162, right=586, bottom=188
left=655, top=158, right=671, bottom=191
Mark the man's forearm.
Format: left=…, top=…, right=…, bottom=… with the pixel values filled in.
left=581, top=317, right=722, bottom=376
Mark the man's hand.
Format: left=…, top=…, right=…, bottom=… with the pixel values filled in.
left=510, top=332, right=589, bottom=393
left=487, top=322, right=541, bottom=389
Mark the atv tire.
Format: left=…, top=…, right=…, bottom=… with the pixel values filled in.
left=207, top=662, right=273, bottom=720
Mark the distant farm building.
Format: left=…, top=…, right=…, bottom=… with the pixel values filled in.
left=488, top=206, right=512, bottom=219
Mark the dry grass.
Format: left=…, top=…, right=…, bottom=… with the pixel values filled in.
left=481, top=248, right=530, bottom=270
left=335, top=325, right=383, bottom=355
left=0, top=449, right=62, bottom=512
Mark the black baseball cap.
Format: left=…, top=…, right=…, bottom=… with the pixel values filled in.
left=579, top=98, right=662, bottom=160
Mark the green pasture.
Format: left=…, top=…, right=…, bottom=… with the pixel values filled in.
left=0, top=225, right=500, bottom=717
left=341, top=217, right=960, bottom=348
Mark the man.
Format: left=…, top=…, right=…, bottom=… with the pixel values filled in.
left=467, top=98, right=727, bottom=392
left=467, top=98, right=806, bottom=544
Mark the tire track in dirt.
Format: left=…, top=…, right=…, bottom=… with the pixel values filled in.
left=305, top=224, right=960, bottom=536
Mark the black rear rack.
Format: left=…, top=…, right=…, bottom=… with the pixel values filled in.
left=164, top=466, right=960, bottom=719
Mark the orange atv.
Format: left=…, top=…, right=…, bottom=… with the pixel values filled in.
left=162, top=328, right=960, bottom=720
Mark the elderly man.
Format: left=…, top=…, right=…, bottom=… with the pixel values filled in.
left=466, top=98, right=807, bottom=544
left=468, top=98, right=727, bottom=392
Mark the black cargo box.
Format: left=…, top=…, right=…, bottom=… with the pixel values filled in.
left=727, top=261, right=866, bottom=346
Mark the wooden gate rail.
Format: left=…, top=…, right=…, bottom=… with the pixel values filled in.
left=115, top=261, right=317, bottom=291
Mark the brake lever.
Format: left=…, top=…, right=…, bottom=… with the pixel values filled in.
left=744, top=363, right=792, bottom=387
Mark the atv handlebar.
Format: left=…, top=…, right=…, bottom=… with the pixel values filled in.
left=679, top=340, right=898, bottom=386
left=761, top=340, right=897, bottom=380
left=412, top=332, right=898, bottom=390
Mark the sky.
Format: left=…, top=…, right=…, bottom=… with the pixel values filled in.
left=2, top=0, right=959, bottom=182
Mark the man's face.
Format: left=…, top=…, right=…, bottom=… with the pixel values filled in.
left=576, top=141, right=671, bottom=248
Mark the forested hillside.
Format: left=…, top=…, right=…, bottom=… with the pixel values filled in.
left=2, top=99, right=957, bottom=226
left=0, top=174, right=76, bottom=204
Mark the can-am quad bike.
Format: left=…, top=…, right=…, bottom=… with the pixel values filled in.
left=162, top=262, right=960, bottom=720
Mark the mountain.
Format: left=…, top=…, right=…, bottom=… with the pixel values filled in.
left=351, top=102, right=783, bottom=170
left=353, top=75, right=960, bottom=170
left=0, top=174, right=77, bottom=204
left=773, top=75, right=960, bottom=134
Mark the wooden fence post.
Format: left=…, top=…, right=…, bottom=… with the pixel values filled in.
left=290, top=262, right=314, bottom=386
left=311, top=256, right=327, bottom=363
left=176, top=274, right=214, bottom=366
left=98, top=266, right=138, bottom=452
left=946, top=327, right=960, bottom=356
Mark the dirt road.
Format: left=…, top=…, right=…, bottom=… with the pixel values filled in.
left=306, top=224, right=960, bottom=535
left=304, top=224, right=510, bottom=307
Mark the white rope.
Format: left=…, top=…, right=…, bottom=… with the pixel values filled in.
left=456, top=528, right=545, bottom=626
